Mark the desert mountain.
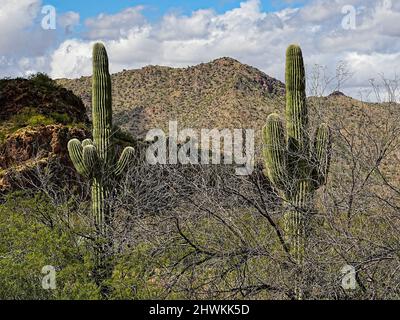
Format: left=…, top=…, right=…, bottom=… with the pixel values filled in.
left=2, top=58, right=399, bottom=191
left=57, top=57, right=286, bottom=141
left=57, top=57, right=400, bottom=187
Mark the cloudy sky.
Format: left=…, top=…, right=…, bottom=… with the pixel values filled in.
left=0, top=0, right=398, bottom=99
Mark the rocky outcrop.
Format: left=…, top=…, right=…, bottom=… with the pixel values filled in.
left=0, top=125, right=88, bottom=168
left=0, top=75, right=90, bottom=193
left=0, top=125, right=89, bottom=192
left=0, top=78, right=87, bottom=122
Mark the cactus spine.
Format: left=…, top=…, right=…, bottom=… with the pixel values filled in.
left=68, top=43, right=135, bottom=276
left=263, top=45, right=331, bottom=299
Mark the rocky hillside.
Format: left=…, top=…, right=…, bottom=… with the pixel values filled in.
left=57, top=57, right=286, bottom=141
left=2, top=58, right=400, bottom=199
left=57, top=57, right=400, bottom=189
left=0, top=74, right=89, bottom=192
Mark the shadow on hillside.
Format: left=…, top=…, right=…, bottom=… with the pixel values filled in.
left=114, top=106, right=149, bottom=139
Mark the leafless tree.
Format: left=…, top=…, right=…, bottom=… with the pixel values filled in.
left=7, top=66, right=400, bottom=300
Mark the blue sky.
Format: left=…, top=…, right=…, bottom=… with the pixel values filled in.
left=48, top=0, right=306, bottom=22
left=1, top=0, right=398, bottom=99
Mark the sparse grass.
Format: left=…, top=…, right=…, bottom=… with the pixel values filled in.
left=26, top=114, right=55, bottom=127
left=0, top=108, right=82, bottom=144
left=50, top=112, right=72, bottom=124
left=12, top=107, right=56, bottom=128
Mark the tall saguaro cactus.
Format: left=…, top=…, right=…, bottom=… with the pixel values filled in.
left=263, top=44, right=331, bottom=298
left=67, top=43, right=135, bottom=276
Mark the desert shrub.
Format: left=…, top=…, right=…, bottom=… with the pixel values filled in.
left=0, top=192, right=99, bottom=300
left=106, top=243, right=168, bottom=300
left=10, top=107, right=54, bottom=129
left=0, top=191, right=171, bottom=300
left=113, top=125, right=135, bottom=144
left=28, top=73, right=59, bottom=91
left=0, top=131, right=7, bottom=143
left=26, top=114, right=55, bottom=127
left=50, top=112, right=72, bottom=125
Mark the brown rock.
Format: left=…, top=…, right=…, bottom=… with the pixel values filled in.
left=0, top=125, right=89, bottom=192
left=0, top=125, right=88, bottom=169
left=0, top=78, right=88, bottom=123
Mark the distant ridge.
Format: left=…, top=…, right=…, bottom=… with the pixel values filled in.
left=56, top=57, right=391, bottom=173
left=57, top=57, right=286, bottom=140
left=329, top=91, right=346, bottom=97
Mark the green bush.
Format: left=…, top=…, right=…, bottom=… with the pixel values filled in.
left=0, top=192, right=100, bottom=300
left=0, top=192, right=170, bottom=300
left=107, top=243, right=168, bottom=300
left=28, top=73, right=59, bottom=91
left=50, top=112, right=72, bottom=125
left=26, top=114, right=55, bottom=127
left=10, top=107, right=53, bottom=129
left=0, top=131, right=7, bottom=144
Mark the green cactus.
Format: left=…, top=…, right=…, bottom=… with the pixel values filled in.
left=67, top=43, right=135, bottom=276
left=263, top=44, right=331, bottom=298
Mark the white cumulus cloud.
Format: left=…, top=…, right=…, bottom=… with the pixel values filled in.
left=2, top=0, right=400, bottom=98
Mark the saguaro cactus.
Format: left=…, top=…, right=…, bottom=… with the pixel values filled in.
left=263, top=44, right=331, bottom=298
left=67, top=43, right=135, bottom=274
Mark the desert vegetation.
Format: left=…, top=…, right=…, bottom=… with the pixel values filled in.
left=1, top=42, right=400, bottom=300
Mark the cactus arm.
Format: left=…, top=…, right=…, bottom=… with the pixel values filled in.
left=83, top=145, right=100, bottom=177
left=312, top=123, right=332, bottom=188
left=92, top=43, right=113, bottom=164
left=262, top=44, right=332, bottom=299
left=68, top=139, right=91, bottom=177
left=285, top=44, right=309, bottom=157
left=114, top=146, right=135, bottom=177
left=82, top=139, right=94, bottom=147
left=263, top=113, right=287, bottom=191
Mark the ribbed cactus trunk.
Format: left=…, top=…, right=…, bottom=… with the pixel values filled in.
left=92, top=43, right=113, bottom=165
left=92, top=44, right=113, bottom=250
left=263, top=45, right=331, bottom=299
left=68, top=43, right=135, bottom=287
left=285, top=45, right=312, bottom=284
